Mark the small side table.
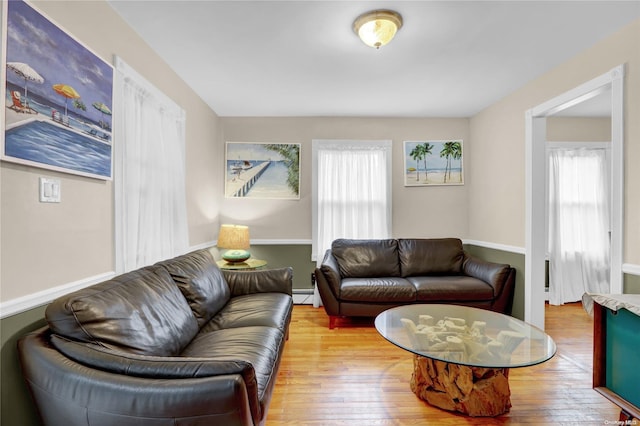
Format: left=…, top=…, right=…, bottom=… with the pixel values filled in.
left=216, top=258, right=267, bottom=271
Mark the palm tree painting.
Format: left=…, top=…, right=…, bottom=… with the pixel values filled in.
left=404, top=140, right=464, bottom=186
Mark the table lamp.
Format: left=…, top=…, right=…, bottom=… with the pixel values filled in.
left=217, top=224, right=251, bottom=263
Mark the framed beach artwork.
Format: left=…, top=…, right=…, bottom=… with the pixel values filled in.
left=225, top=142, right=300, bottom=199
left=403, top=140, right=464, bottom=186
left=1, top=0, right=114, bottom=180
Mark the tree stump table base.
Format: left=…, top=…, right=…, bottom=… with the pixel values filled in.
left=410, top=354, right=512, bottom=417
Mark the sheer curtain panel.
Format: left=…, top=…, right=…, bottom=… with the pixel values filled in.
left=312, top=140, right=392, bottom=306
left=114, top=57, right=188, bottom=273
left=548, top=147, right=610, bottom=305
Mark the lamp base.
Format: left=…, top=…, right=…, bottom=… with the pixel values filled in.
left=222, top=249, right=251, bottom=263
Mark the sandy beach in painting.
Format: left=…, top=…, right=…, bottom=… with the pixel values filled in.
left=405, top=170, right=463, bottom=185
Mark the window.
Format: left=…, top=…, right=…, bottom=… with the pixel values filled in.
left=113, top=57, right=188, bottom=272
left=312, top=139, right=392, bottom=265
left=547, top=144, right=610, bottom=304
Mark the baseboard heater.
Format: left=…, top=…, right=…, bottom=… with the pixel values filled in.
left=292, top=289, right=314, bottom=305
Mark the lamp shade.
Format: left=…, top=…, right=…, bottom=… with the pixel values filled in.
left=217, top=224, right=251, bottom=263
left=353, top=10, right=403, bottom=49
left=217, top=224, right=250, bottom=249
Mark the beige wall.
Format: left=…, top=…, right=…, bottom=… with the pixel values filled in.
left=0, top=1, right=221, bottom=302
left=469, top=18, right=640, bottom=265
left=221, top=117, right=470, bottom=241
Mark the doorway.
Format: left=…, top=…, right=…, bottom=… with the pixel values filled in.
left=525, top=65, right=624, bottom=330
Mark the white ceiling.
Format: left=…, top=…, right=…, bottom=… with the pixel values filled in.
left=108, top=1, right=640, bottom=118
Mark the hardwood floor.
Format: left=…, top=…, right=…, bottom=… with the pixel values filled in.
left=267, top=303, right=621, bottom=425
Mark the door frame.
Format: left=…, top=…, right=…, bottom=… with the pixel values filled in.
left=524, top=65, right=625, bottom=330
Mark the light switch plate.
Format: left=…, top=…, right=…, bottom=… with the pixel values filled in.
left=39, top=177, right=61, bottom=203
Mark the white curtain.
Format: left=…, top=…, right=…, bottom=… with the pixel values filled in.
left=114, top=57, right=188, bottom=272
left=548, top=147, right=610, bottom=305
left=312, top=140, right=392, bottom=306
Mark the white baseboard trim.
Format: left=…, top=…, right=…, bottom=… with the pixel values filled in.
left=0, top=271, right=116, bottom=319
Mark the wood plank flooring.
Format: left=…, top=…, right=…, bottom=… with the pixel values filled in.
left=267, top=303, right=621, bottom=425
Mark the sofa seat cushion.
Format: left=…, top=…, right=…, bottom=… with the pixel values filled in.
left=339, top=277, right=416, bottom=302
left=45, top=266, right=199, bottom=356
left=409, top=276, right=494, bottom=301
left=332, top=239, right=401, bottom=278
left=200, top=293, right=293, bottom=334
left=182, top=326, right=284, bottom=403
left=157, top=249, right=230, bottom=328
left=398, top=238, right=465, bottom=277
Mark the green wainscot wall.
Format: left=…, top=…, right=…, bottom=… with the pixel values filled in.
left=216, top=243, right=318, bottom=290
left=463, top=244, right=526, bottom=320
left=1, top=306, right=47, bottom=426
left=624, top=273, right=640, bottom=293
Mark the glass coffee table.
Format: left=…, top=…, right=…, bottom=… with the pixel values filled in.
left=375, top=304, right=556, bottom=417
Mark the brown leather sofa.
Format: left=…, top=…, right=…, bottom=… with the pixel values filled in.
left=315, top=238, right=515, bottom=328
left=18, top=249, right=292, bottom=426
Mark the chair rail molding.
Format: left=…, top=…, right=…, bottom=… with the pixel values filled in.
left=462, top=239, right=525, bottom=255
left=0, top=271, right=116, bottom=319
left=623, top=263, right=640, bottom=276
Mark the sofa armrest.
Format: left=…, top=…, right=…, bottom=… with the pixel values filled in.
left=319, top=250, right=342, bottom=297
left=20, top=329, right=259, bottom=425
left=314, top=250, right=344, bottom=320
left=463, top=254, right=512, bottom=299
left=223, top=267, right=293, bottom=297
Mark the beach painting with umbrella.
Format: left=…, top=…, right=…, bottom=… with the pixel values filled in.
left=2, top=0, right=113, bottom=180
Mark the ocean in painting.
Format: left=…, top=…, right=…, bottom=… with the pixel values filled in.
left=5, top=120, right=112, bottom=178
left=410, top=167, right=463, bottom=174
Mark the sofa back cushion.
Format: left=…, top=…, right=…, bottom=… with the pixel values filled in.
left=398, top=238, right=465, bottom=277
left=45, top=266, right=199, bottom=356
left=332, top=239, right=400, bottom=278
left=157, top=249, right=230, bottom=328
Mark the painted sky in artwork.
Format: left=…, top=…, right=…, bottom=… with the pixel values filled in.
left=5, top=0, right=113, bottom=124
left=226, top=143, right=290, bottom=162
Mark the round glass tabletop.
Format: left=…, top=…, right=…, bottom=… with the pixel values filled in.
left=375, top=304, right=556, bottom=368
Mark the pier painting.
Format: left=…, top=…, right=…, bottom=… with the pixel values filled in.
left=404, top=140, right=464, bottom=186
left=2, top=0, right=113, bottom=180
left=225, top=142, right=300, bottom=199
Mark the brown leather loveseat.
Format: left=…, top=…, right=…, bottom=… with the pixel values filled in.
left=315, top=238, right=515, bottom=328
left=18, top=248, right=292, bottom=426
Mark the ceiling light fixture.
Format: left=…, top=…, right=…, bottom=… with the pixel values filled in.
left=353, top=9, right=403, bottom=49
